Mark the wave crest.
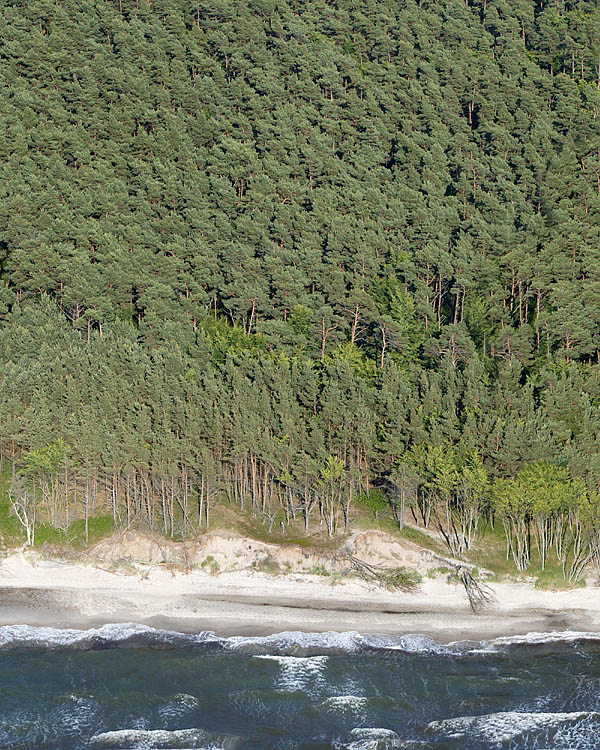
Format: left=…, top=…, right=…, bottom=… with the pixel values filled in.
left=345, top=727, right=404, bottom=750
left=2, top=623, right=600, bottom=657
left=89, top=727, right=240, bottom=749
left=427, top=710, right=600, bottom=745
left=0, top=623, right=217, bottom=650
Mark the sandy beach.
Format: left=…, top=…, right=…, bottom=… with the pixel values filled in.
left=0, top=548, right=599, bottom=641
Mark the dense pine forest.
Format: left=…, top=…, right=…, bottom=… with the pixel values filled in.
left=2, top=0, right=600, bottom=578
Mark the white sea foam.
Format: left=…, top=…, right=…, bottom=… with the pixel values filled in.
left=228, top=630, right=475, bottom=655
left=344, top=727, right=404, bottom=750
left=89, top=727, right=240, bottom=749
left=0, top=624, right=93, bottom=648
left=0, top=623, right=217, bottom=650
left=485, top=630, right=600, bottom=649
left=254, top=654, right=328, bottom=691
left=228, top=630, right=366, bottom=653
left=4, top=622, right=600, bottom=658
left=367, top=629, right=600, bottom=655
left=380, top=634, right=449, bottom=653
left=321, top=695, right=368, bottom=713
left=0, top=623, right=369, bottom=655
left=427, top=710, right=600, bottom=745
left=349, top=729, right=399, bottom=738
left=158, top=694, right=199, bottom=721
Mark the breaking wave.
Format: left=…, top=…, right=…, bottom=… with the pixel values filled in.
left=0, top=623, right=217, bottom=651
left=427, top=710, right=600, bottom=748
left=89, top=727, right=241, bottom=749
left=341, top=727, right=405, bottom=750
left=2, top=623, right=600, bottom=656
left=484, top=630, right=600, bottom=649
left=227, top=629, right=367, bottom=654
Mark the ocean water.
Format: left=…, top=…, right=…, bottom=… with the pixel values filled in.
left=1, top=625, right=600, bottom=749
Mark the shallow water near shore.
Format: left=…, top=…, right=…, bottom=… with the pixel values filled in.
left=1, top=625, right=600, bottom=748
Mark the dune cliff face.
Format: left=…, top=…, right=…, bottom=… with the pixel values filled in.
left=86, top=529, right=439, bottom=576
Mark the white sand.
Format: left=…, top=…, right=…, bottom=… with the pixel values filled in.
left=0, top=549, right=598, bottom=640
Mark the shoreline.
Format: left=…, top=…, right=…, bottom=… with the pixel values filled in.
left=0, top=551, right=599, bottom=642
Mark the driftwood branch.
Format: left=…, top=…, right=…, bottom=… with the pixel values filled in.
left=457, top=566, right=495, bottom=612
left=427, top=551, right=495, bottom=612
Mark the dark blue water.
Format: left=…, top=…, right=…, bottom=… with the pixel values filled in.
left=1, top=625, right=600, bottom=749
